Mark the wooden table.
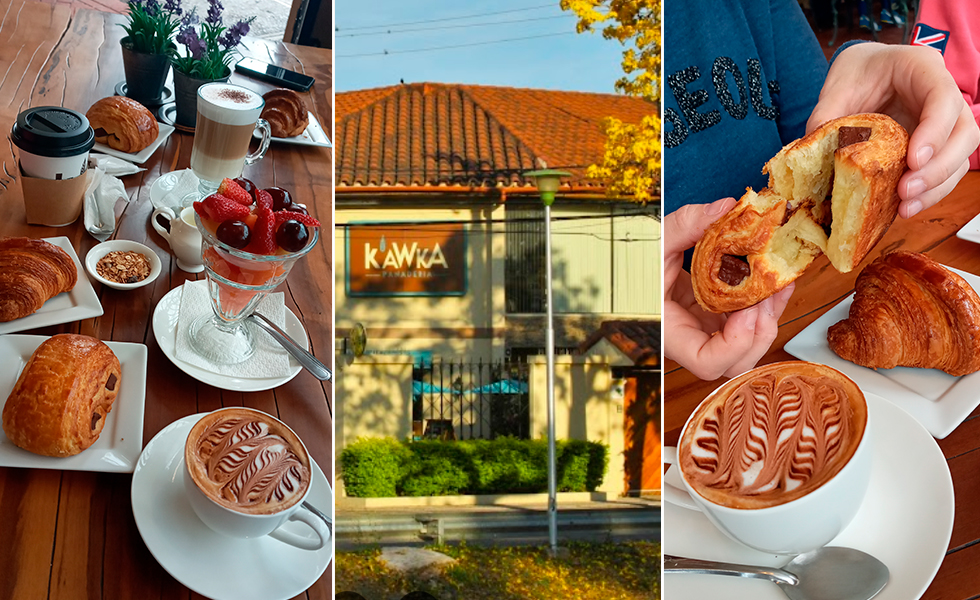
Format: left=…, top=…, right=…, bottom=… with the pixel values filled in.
left=0, top=2, right=334, bottom=598
left=665, top=170, right=980, bottom=599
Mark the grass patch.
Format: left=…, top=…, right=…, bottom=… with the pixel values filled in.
left=336, top=541, right=661, bottom=600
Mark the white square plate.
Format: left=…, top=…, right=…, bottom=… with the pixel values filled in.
left=784, top=264, right=980, bottom=439
left=0, top=236, right=104, bottom=335
left=258, top=112, right=332, bottom=147
left=93, top=122, right=175, bottom=164
left=0, top=335, right=147, bottom=472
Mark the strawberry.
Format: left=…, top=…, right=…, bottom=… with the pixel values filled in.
left=274, top=210, right=320, bottom=229
left=245, top=206, right=276, bottom=255
left=203, top=193, right=251, bottom=222
left=192, top=201, right=210, bottom=221
left=217, top=178, right=253, bottom=206
left=256, top=189, right=274, bottom=212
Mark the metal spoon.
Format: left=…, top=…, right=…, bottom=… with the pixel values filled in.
left=247, top=313, right=332, bottom=381
left=665, top=547, right=889, bottom=600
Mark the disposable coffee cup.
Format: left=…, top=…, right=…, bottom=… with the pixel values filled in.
left=663, top=361, right=872, bottom=555
left=11, top=107, right=95, bottom=180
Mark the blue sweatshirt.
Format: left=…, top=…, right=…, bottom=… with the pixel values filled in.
left=663, top=0, right=829, bottom=217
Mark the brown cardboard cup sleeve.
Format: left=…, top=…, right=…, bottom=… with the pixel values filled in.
left=19, top=162, right=89, bottom=226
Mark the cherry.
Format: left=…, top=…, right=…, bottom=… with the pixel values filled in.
left=276, top=220, right=309, bottom=252
left=233, top=177, right=259, bottom=203
left=289, top=203, right=309, bottom=216
left=264, top=187, right=293, bottom=212
left=216, top=220, right=251, bottom=249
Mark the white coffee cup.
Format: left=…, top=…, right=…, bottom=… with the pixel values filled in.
left=664, top=362, right=873, bottom=555
left=183, top=408, right=330, bottom=550
left=11, top=106, right=95, bottom=180
left=151, top=205, right=204, bottom=273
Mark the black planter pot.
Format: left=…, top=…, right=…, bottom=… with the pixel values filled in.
left=172, top=67, right=231, bottom=130
left=120, top=37, right=172, bottom=106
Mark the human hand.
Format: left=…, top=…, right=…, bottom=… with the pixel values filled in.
left=664, top=199, right=795, bottom=381
left=808, top=42, right=980, bottom=218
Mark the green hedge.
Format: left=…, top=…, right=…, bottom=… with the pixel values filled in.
left=340, top=437, right=609, bottom=497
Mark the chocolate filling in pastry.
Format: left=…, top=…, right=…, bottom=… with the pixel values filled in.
left=838, top=126, right=872, bottom=148
left=91, top=413, right=101, bottom=430
left=719, top=254, right=751, bottom=286
left=106, top=373, right=117, bottom=391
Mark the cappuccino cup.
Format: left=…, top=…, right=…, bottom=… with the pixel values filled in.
left=151, top=205, right=204, bottom=273
left=183, top=407, right=330, bottom=550
left=663, top=361, right=872, bottom=555
left=190, top=83, right=271, bottom=197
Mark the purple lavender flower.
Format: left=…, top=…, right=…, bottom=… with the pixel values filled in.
left=180, top=7, right=199, bottom=26
left=143, top=0, right=159, bottom=16
left=205, top=0, right=223, bottom=25
left=176, top=26, right=206, bottom=59
left=219, top=19, right=250, bottom=48
left=162, top=0, right=181, bottom=14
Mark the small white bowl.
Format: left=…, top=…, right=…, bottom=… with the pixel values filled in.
left=85, top=240, right=163, bottom=290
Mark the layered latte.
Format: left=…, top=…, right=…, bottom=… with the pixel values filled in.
left=679, top=361, right=866, bottom=509
left=184, top=408, right=311, bottom=515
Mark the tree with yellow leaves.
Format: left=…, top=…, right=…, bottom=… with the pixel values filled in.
left=561, top=0, right=660, bottom=204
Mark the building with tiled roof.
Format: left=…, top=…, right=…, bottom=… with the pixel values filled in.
left=334, top=84, right=660, bottom=497
left=335, top=82, right=655, bottom=195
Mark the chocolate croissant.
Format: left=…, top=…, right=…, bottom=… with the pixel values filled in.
left=692, top=113, right=909, bottom=313
left=86, top=96, right=159, bottom=153
left=261, top=88, right=309, bottom=137
left=0, top=237, right=77, bottom=322
left=827, top=251, right=980, bottom=376
left=2, top=334, right=122, bottom=457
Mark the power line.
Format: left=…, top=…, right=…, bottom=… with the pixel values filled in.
left=337, top=14, right=575, bottom=39
left=337, top=2, right=556, bottom=32
left=337, top=31, right=577, bottom=58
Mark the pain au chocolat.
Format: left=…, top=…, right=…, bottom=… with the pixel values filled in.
left=692, top=113, right=909, bottom=313
left=86, top=96, right=159, bottom=154
left=2, top=334, right=121, bottom=457
left=828, top=251, right=980, bottom=376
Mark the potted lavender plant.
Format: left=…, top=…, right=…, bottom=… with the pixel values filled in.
left=120, top=0, right=183, bottom=106
left=171, top=0, right=252, bottom=129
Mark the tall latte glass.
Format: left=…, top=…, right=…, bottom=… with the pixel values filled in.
left=190, top=83, right=271, bottom=198
left=663, top=361, right=872, bottom=555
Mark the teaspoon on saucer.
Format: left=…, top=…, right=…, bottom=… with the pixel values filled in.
left=665, top=547, right=889, bottom=600
left=247, top=313, right=332, bottom=381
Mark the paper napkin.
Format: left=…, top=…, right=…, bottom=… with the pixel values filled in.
left=174, top=279, right=292, bottom=378
left=154, top=169, right=200, bottom=213
left=84, top=167, right=130, bottom=242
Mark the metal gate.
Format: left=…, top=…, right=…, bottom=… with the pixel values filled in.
left=412, top=359, right=530, bottom=440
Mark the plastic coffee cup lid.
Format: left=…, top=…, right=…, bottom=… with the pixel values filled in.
left=11, top=106, right=95, bottom=158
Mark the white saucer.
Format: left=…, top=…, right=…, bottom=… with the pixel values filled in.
left=785, top=263, right=980, bottom=439
left=149, top=170, right=185, bottom=207
left=663, top=393, right=953, bottom=600
left=132, top=413, right=333, bottom=600
left=152, top=285, right=305, bottom=391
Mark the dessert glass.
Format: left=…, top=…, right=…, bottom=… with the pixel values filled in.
left=188, top=212, right=319, bottom=365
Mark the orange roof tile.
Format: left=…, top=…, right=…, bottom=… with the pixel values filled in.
left=335, top=82, right=655, bottom=192
left=579, top=320, right=661, bottom=367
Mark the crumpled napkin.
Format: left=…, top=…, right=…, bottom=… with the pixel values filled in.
left=153, top=169, right=200, bottom=213
left=174, top=279, right=292, bottom=378
left=83, top=154, right=144, bottom=241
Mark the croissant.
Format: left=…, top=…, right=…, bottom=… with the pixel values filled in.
left=0, top=237, right=77, bottom=322
left=261, top=89, right=309, bottom=137
left=827, top=251, right=980, bottom=376
left=2, top=334, right=121, bottom=457
left=86, top=96, right=159, bottom=153
left=692, top=113, right=909, bottom=313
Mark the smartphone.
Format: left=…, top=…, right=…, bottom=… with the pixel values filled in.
left=235, top=58, right=315, bottom=92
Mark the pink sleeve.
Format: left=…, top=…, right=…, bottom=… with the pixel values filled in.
left=913, top=0, right=980, bottom=169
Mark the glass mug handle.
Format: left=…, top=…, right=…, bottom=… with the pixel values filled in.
left=245, top=118, right=272, bottom=166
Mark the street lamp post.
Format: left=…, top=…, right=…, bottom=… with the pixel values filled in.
left=523, top=167, right=570, bottom=555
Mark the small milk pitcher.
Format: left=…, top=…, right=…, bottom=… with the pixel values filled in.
left=152, top=205, right=204, bottom=273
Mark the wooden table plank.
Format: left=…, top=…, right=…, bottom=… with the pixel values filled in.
left=0, top=6, right=334, bottom=599
left=665, top=170, right=980, bottom=598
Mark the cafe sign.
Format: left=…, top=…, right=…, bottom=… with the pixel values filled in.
left=346, top=222, right=467, bottom=296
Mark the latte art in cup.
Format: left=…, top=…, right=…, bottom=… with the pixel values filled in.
left=185, top=408, right=311, bottom=515
left=679, top=361, right=867, bottom=509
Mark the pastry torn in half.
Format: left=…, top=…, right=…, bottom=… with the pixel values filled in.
left=692, top=113, right=909, bottom=314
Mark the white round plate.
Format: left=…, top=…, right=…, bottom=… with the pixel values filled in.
left=152, top=285, right=305, bottom=391
left=663, top=392, right=954, bottom=600
left=150, top=170, right=183, bottom=206
left=132, top=413, right=333, bottom=600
